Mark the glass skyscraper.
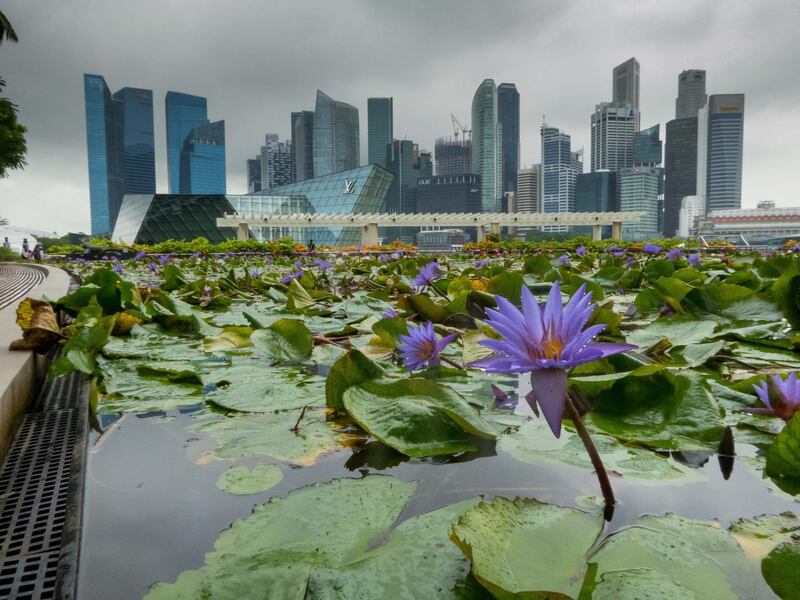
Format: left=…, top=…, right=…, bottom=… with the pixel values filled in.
left=84, top=74, right=155, bottom=235
left=621, top=166, right=661, bottom=240
left=312, top=90, right=359, bottom=177
left=633, top=124, right=663, bottom=167
left=663, top=117, right=698, bottom=236
left=471, top=79, right=502, bottom=212
left=612, top=57, right=640, bottom=129
left=541, top=124, right=578, bottom=231
left=367, top=98, right=393, bottom=169
left=292, top=110, right=315, bottom=182
left=705, top=94, right=745, bottom=212
left=575, top=171, right=617, bottom=235
left=179, top=121, right=226, bottom=194
left=675, top=70, right=707, bottom=119
left=259, top=134, right=294, bottom=190
left=497, top=83, right=519, bottom=195
left=165, top=92, right=208, bottom=193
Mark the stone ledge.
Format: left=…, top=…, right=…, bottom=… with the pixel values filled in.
left=0, top=264, right=71, bottom=462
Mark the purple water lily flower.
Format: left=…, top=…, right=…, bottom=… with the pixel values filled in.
left=575, top=246, right=587, bottom=257
left=557, top=254, right=570, bottom=266
left=159, top=254, right=170, bottom=265
left=412, top=262, right=441, bottom=287
left=606, top=245, right=620, bottom=254
left=378, top=254, right=391, bottom=264
left=102, top=255, right=109, bottom=261
left=112, top=263, right=123, bottom=274
left=625, top=256, right=636, bottom=267
left=202, top=285, right=212, bottom=296
left=470, top=282, right=637, bottom=437
left=147, top=262, right=158, bottom=272
left=745, top=372, right=800, bottom=422
left=294, top=259, right=303, bottom=268
left=249, top=268, right=261, bottom=278
left=474, top=258, right=489, bottom=268
left=667, top=248, right=684, bottom=261
left=613, top=251, right=625, bottom=258
left=314, top=258, right=332, bottom=272
left=687, top=253, right=701, bottom=267
left=281, top=270, right=304, bottom=284
left=643, top=243, right=662, bottom=255
left=397, top=322, right=458, bottom=371
left=382, top=307, right=398, bottom=319
left=133, top=250, right=146, bottom=261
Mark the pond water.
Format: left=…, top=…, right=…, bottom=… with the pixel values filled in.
left=78, top=396, right=794, bottom=600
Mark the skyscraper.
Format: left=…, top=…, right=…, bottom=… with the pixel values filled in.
left=497, top=83, right=520, bottom=195
left=165, top=92, right=208, bottom=193
left=313, top=90, right=359, bottom=177
left=575, top=171, right=617, bottom=235
left=471, top=79, right=502, bottom=212
left=675, top=70, right=707, bottom=119
left=516, top=165, right=541, bottom=213
left=590, top=102, right=637, bottom=173
left=367, top=97, right=393, bottom=169
left=434, top=138, right=472, bottom=175
left=633, top=124, right=663, bottom=167
left=620, top=166, right=661, bottom=240
left=84, top=74, right=155, bottom=235
left=612, top=57, right=640, bottom=127
left=663, top=117, right=698, bottom=236
left=383, top=140, right=424, bottom=243
left=179, top=120, right=226, bottom=194
left=704, top=94, right=745, bottom=212
left=247, top=158, right=262, bottom=193
left=292, top=110, right=315, bottom=182
left=540, top=124, right=579, bottom=231
left=259, top=134, right=294, bottom=190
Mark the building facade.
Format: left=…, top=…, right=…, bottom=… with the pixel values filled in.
left=367, top=97, right=393, bottom=169
left=705, top=94, right=745, bottom=213
left=292, top=110, right=315, bottom=182
left=383, top=140, right=426, bottom=243
left=435, top=138, right=472, bottom=175
left=165, top=91, right=208, bottom=193
left=247, top=158, right=262, bottom=193
left=179, top=120, right=226, bottom=194
left=678, top=195, right=704, bottom=237
left=312, top=90, right=359, bottom=177
left=675, top=70, right=707, bottom=119
left=84, top=74, right=156, bottom=235
left=497, top=83, right=520, bottom=195
left=574, top=171, right=616, bottom=236
left=663, top=117, right=698, bottom=236
left=471, top=79, right=502, bottom=212
left=516, top=165, right=541, bottom=214
left=590, top=102, right=637, bottom=173
left=613, top=57, right=640, bottom=128
left=416, top=174, right=481, bottom=214
left=620, top=166, right=660, bottom=240
left=259, top=134, right=294, bottom=190
left=693, top=206, right=800, bottom=243
left=541, top=125, right=579, bottom=231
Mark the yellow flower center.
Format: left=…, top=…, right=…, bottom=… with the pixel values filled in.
left=540, top=336, right=564, bottom=360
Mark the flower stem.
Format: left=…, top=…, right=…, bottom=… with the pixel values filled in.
left=440, top=356, right=465, bottom=370
left=564, top=393, right=616, bottom=513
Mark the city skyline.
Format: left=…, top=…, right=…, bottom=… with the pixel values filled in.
left=1, top=0, right=797, bottom=233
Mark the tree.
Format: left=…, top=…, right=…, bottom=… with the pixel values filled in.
left=0, top=79, right=27, bottom=177
left=0, top=10, right=19, bottom=44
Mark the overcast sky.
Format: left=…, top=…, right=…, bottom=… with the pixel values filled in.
left=1, top=0, right=798, bottom=234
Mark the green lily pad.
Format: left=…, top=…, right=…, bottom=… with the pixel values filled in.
left=342, top=378, right=496, bottom=457
left=762, top=540, right=800, bottom=598
left=97, top=358, right=204, bottom=413
left=251, top=318, right=313, bottom=362
left=450, top=497, right=603, bottom=599
left=216, top=464, right=283, bottom=495
left=202, top=326, right=253, bottom=352
left=766, top=413, right=800, bottom=493
left=625, top=316, right=718, bottom=349
left=325, top=348, right=383, bottom=413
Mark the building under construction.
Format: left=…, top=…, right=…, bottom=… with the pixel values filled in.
left=435, top=137, right=472, bottom=176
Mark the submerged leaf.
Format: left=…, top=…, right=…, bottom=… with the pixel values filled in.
left=216, top=464, right=283, bottom=495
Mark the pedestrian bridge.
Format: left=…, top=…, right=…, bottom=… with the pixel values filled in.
left=217, top=211, right=644, bottom=245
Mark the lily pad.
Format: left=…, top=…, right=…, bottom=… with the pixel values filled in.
left=251, top=319, right=313, bottom=362
left=216, top=464, right=283, bottom=495
left=342, top=378, right=497, bottom=457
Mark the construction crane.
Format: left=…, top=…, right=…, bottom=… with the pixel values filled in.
left=450, top=114, right=471, bottom=141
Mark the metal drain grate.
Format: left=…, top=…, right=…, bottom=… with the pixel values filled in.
left=0, top=369, right=87, bottom=600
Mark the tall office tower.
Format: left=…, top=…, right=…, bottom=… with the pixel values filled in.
left=516, top=165, right=541, bottom=213
left=418, top=150, right=433, bottom=179
left=383, top=140, right=424, bottom=243
left=165, top=92, right=208, bottom=193
left=590, top=102, right=637, bottom=173
left=574, top=171, right=617, bottom=235
left=312, top=90, right=359, bottom=177
left=292, top=110, right=315, bottom=182
left=696, top=103, right=708, bottom=203
left=620, top=166, right=661, bottom=240
left=179, top=120, right=226, bottom=194
left=663, top=117, right=698, bottom=236
left=497, top=83, right=520, bottom=194
left=434, top=138, right=472, bottom=175
left=417, top=174, right=482, bottom=213
left=612, top=57, right=640, bottom=128
left=471, top=79, right=502, bottom=212
left=247, top=158, right=262, bottom=193
left=84, top=74, right=155, bottom=235
left=675, top=70, right=707, bottom=119
left=633, top=124, right=664, bottom=225
left=367, top=97, right=393, bottom=168
left=704, top=94, right=745, bottom=212
left=540, top=124, right=578, bottom=231
left=259, top=134, right=294, bottom=190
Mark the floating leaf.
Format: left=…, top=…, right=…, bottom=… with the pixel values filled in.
left=251, top=318, right=312, bottom=362
left=202, top=326, right=253, bottom=352
left=762, top=539, right=800, bottom=598
left=216, top=464, right=283, bottom=495
left=325, top=348, right=383, bottom=413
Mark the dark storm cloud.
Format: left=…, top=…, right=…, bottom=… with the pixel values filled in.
left=0, top=0, right=798, bottom=232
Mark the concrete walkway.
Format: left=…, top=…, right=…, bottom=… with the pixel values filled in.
left=0, top=263, right=71, bottom=462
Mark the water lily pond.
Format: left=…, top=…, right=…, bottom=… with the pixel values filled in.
left=47, top=245, right=800, bottom=599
